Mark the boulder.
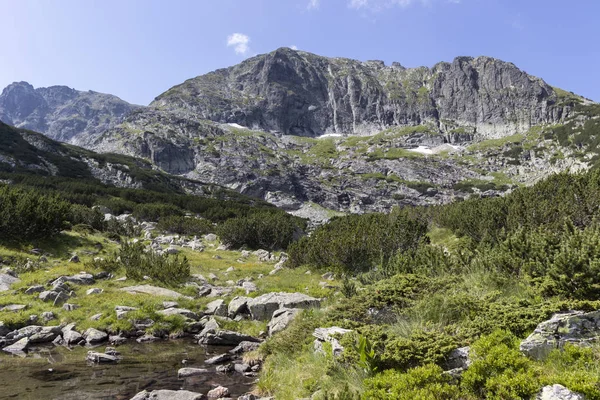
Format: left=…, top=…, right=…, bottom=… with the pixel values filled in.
left=241, top=281, right=257, bottom=294
left=178, top=367, right=209, bottom=378
left=536, top=384, right=586, bottom=400
left=24, top=285, right=44, bottom=295
left=8, top=325, right=61, bottom=343
left=198, top=330, right=261, bottom=346
left=83, top=328, right=108, bottom=344
left=54, top=273, right=95, bottom=285
left=63, top=303, right=80, bottom=311
left=130, top=389, right=207, bottom=400
left=2, top=337, right=28, bottom=354
left=86, top=288, right=103, bottom=295
left=39, top=290, right=69, bottom=305
left=205, top=353, right=232, bottom=365
left=137, top=334, right=160, bottom=343
left=204, top=234, right=217, bottom=242
left=197, top=318, right=220, bottom=338
left=120, top=285, right=191, bottom=299
left=521, top=311, right=600, bottom=360
left=207, top=386, right=229, bottom=399
left=253, top=250, right=271, bottom=262
left=229, top=341, right=260, bottom=355
left=313, top=327, right=353, bottom=356
left=109, top=334, right=128, bottom=345
left=228, top=296, right=251, bottom=318
left=42, top=311, right=55, bottom=321
left=63, top=329, right=84, bottom=346
left=0, top=304, right=27, bottom=312
left=163, top=301, right=179, bottom=309
left=205, top=299, right=228, bottom=317
left=86, top=351, right=118, bottom=363
left=90, top=313, right=103, bottom=321
left=247, top=292, right=321, bottom=320
left=267, top=308, right=300, bottom=336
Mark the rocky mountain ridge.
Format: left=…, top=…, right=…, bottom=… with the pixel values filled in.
left=0, top=81, right=140, bottom=145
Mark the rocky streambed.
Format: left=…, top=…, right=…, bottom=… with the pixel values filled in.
left=0, top=339, right=256, bottom=400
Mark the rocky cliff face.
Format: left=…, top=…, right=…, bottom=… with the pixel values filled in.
left=151, top=48, right=571, bottom=139
left=0, top=82, right=140, bottom=145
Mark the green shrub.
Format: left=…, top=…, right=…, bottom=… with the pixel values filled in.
left=69, top=204, right=105, bottom=230
left=363, top=364, right=461, bottom=400
left=156, top=215, right=214, bottom=235
left=217, top=211, right=304, bottom=250
left=0, top=185, right=70, bottom=242
left=132, top=202, right=184, bottom=221
left=287, top=209, right=428, bottom=274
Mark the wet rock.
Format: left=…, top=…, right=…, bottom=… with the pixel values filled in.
left=247, top=292, right=321, bottom=320
left=109, top=334, right=127, bottom=345
left=229, top=341, right=260, bottom=355
left=205, top=353, right=231, bottom=365
left=198, top=330, right=261, bottom=346
left=24, top=285, right=44, bottom=295
left=105, top=346, right=120, bottom=356
left=131, top=389, right=207, bottom=400
left=86, top=351, right=118, bottom=363
left=83, top=328, right=108, bottom=344
left=216, top=363, right=234, bottom=373
left=2, top=337, right=28, bottom=354
left=178, top=367, right=209, bottom=378
left=536, top=384, right=585, bottom=400
left=313, top=327, right=353, bottom=356
left=157, top=308, right=199, bottom=320
left=120, top=285, right=191, bottom=299
left=205, top=299, right=228, bottom=317
left=207, top=386, right=229, bottom=399
left=136, top=334, right=159, bottom=343
left=234, top=363, right=251, bottom=373
left=267, top=308, right=300, bottom=336
left=521, top=310, right=600, bottom=360
left=86, top=288, right=103, bottom=295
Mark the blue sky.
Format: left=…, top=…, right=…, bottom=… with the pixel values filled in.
left=1, top=0, right=598, bottom=105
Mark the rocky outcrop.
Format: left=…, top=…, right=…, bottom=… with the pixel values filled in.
left=120, top=285, right=191, bottom=299
left=130, top=389, right=206, bottom=400
left=520, top=311, right=600, bottom=360
left=313, top=327, right=353, bottom=356
left=151, top=48, right=568, bottom=138
left=246, top=292, right=321, bottom=320
left=0, top=81, right=140, bottom=144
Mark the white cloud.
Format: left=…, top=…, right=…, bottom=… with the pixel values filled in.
left=307, top=0, right=320, bottom=9
left=290, top=45, right=298, bottom=50
left=349, top=0, right=457, bottom=11
left=226, top=33, right=250, bottom=55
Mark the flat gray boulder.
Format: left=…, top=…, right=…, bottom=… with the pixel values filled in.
left=536, top=384, right=586, bottom=400
left=2, top=337, right=28, bottom=354
left=521, top=311, right=600, bottom=360
left=120, top=285, right=191, bottom=299
left=247, top=292, right=321, bottom=320
left=86, top=351, right=118, bottom=363
left=228, top=296, right=251, bottom=318
left=0, top=273, right=20, bottom=292
left=157, top=308, right=199, bottom=320
left=83, top=328, right=108, bottom=344
left=177, top=367, right=209, bottom=378
left=130, top=389, right=207, bottom=400
left=198, top=330, right=261, bottom=346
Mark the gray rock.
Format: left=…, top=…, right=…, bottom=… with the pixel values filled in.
left=216, top=363, right=234, bottom=373
left=198, top=330, right=261, bottom=346
left=63, top=329, right=84, bottom=346
left=536, top=384, right=586, bottom=400
left=157, top=308, right=199, bottom=320
left=83, top=328, right=108, bottom=344
left=2, top=337, right=28, bottom=354
left=241, top=281, right=257, bottom=294
left=0, top=304, right=27, bottom=312
left=178, top=367, right=209, bottom=378
left=267, top=308, right=300, bottom=336
left=205, top=299, right=228, bottom=317
left=136, top=334, right=159, bottom=343
left=86, top=351, right=118, bottom=363
left=445, top=346, right=471, bottom=371
left=86, top=288, right=103, bottom=295
left=39, top=290, right=69, bottom=305
left=228, top=296, right=251, bottom=318
left=63, top=303, right=80, bottom=311
left=69, top=255, right=80, bottom=263
left=120, top=285, right=191, bottom=299
left=313, top=327, right=353, bottom=356
left=42, top=311, right=55, bottom=321
left=90, top=313, right=103, bottom=321
left=207, top=386, right=229, bottom=399
left=229, top=341, right=260, bottom=355
left=205, top=353, right=231, bottom=365
left=208, top=273, right=218, bottom=281
left=521, top=311, right=600, bottom=360
left=204, top=234, right=217, bottom=242
left=24, top=285, right=44, bottom=295
left=234, top=363, right=250, bottom=373
left=197, top=318, right=220, bottom=338
left=163, top=301, right=179, bottom=309
left=0, top=272, right=22, bottom=292
left=109, top=334, right=127, bottom=345
left=130, top=389, right=207, bottom=400
left=247, top=292, right=321, bottom=320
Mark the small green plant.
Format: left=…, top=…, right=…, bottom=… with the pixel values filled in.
left=354, top=335, right=378, bottom=376
left=341, top=277, right=358, bottom=298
